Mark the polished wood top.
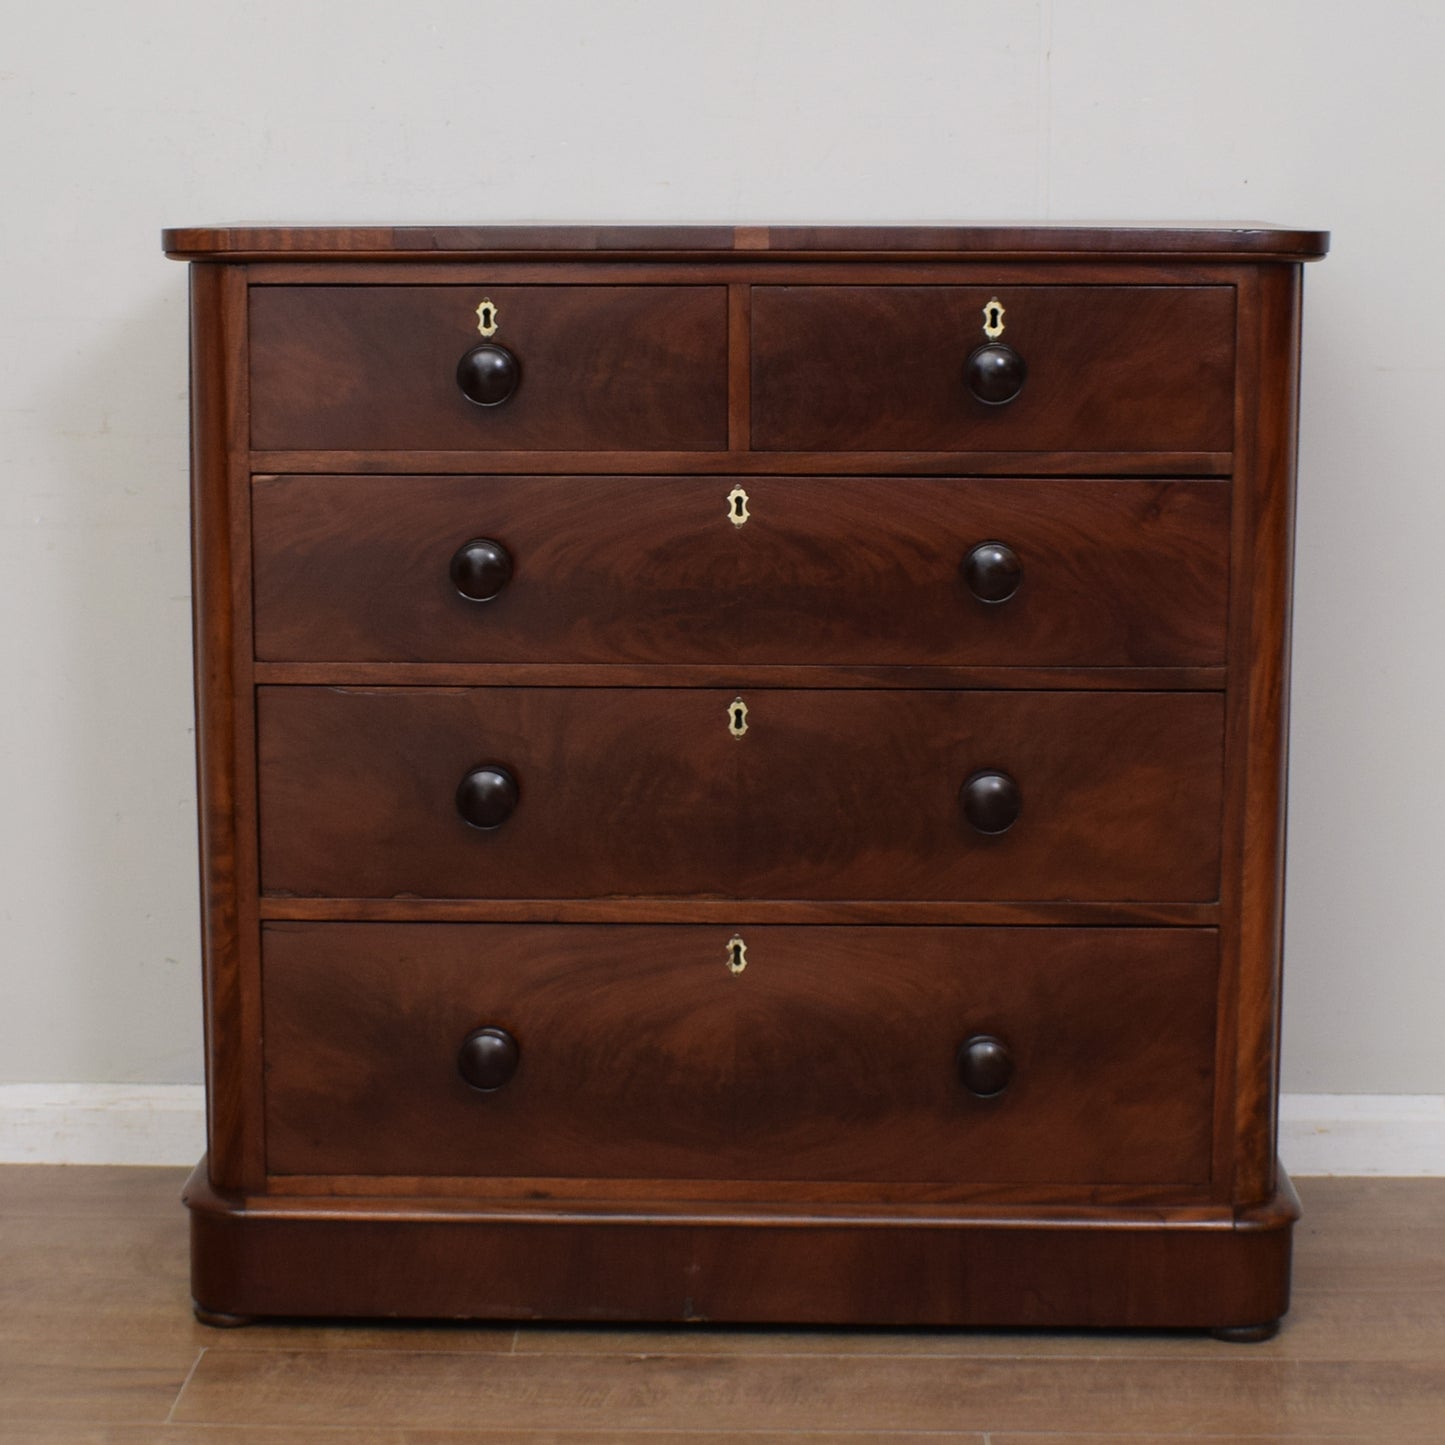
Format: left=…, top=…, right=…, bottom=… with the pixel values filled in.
left=162, top=222, right=1330, bottom=261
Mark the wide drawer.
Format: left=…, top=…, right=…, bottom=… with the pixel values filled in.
left=249, top=285, right=729, bottom=451
left=253, top=475, right=1230, bottom=666
left=263, top=922, right=1218, bottom=1184
left=750, top=285, right=1235, bottom=453
left=257, top=687, right=1224, bottom=901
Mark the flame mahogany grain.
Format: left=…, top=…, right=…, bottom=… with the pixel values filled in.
left=261, top=923, right=1218, bottom=1186
left=168, top=223, right=1326, bottom=1333
left=251, top=475, right=1231, bottom=668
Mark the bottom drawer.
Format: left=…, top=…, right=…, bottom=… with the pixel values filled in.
left=263, top=924, right=1218, bottom=1187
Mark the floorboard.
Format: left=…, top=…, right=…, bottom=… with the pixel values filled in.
left=0, top=1167, right=1440, bottom=1438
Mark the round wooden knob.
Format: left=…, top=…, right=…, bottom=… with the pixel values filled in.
left=456, top=343, right=520, bottom=406
left=455, top=765, right=519, bottom=830
left=458, top=1027, right=519, bottom=1091
left=963, top=541, right=1022, bottom=603
left=960, top=770, right=1021, bottom=834
left=957, top=1035, right=1013, bottom=1097
left=964, top=343, right=1027, bottom=405
left=450, top=538, right=513, bottom=602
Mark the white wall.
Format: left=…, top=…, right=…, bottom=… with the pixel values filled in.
left=1, top=0, right=1439, bottom=1093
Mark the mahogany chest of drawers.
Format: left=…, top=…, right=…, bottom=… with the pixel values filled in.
left=164, top=222, right=1327, bottom=1336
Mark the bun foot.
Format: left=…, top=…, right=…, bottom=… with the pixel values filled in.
left=1211, top=1319, right=1280, bottom=1343
left=193, top=1301, right=255, bottom=1328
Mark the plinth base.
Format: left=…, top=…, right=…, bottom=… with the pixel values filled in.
left=185, top=1161, right=1297, bottom=1335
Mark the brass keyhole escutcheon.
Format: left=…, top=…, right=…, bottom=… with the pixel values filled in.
left=726, top=485, right=750, bottom=528
left=728, top=696, right=749, bottom=739
left=475, top=297, right=500, bottom=337
left=726, top=934, right=748, bottom=976
left=982, top=298, right=1005, bottom=340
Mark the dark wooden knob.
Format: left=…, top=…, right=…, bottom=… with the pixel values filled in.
left=455, top=765, right=519, bottom=829
left=963, top=541, right=1022, bottom=603
left=957, top=1035, right=1013, bottom=1097
left=456, top=343, right=520, bottom=406
left=960, top=770, right=1021, bottom=834
left=458, top=1027, right=519, bottom=1091
left=450, top=538, right=513, bottom=602
left=964, top=343, right=1027, bottom=405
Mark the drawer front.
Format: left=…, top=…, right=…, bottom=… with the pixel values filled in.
left=751, top=286, right=1235, bottom=453
left=263, top=922, right=1218, bottom=1184
left=249, top=286, right=729, bottom=451
left=257, top=688, right=1223, bottom=902
left=253, top=475, right=1230, bottom=667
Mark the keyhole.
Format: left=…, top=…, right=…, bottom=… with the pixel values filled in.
left=982, top=298, right=1006, bottom=339
left=726, top=486, right=750, bottom=528
left=728, top=696, right=748, bottom=739
left=726, top=935, right=748, bottom=975
left=480, top=304, right=494, bottom=329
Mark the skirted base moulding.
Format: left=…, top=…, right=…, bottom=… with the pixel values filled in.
left=183, top=1159, right=1298, bottom=1339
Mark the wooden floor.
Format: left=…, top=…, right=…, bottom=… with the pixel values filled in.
left=0, top=1169, right=1441, bottom=1440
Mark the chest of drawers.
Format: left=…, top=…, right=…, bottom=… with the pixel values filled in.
left=164, top=223, right=1327, bottom=1337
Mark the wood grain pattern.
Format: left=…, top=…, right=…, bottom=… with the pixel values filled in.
left=170, top=1347, right=1445, bottom=1435
left=261, top=1174, right=1221, bottom=1207
left=252, top=475, right=1231, bottom=667
left=261, top=923, right=1217, bottom=1184
left=514, top=1281, right=1445, bottom=1363
left=187, top=264, right=265, bottom=1191
left=166, top=225, right=1323, bottom=1331
left=162, top=222, right=1331, bottom=259
left=249, top=285, right=728, bottom=452
left=751, top=285, right=1235, bottom=453
left=727, top=283, right=751, bottom=450
left=10, top=1167, right=1437, bottom=1439
left=255, top=687, right=1225, bottom=903
left=239, top=258, right=1279, bottom=288
left=250, top=661, right=1229, bottom=691
left=250, top=447, right=1233, bottom=477
left=992, top=1438, right=1381, bottom=1444
left=186, top=1163, right=1297, bottom=1329
left=256, top=898, right=1222, bottom=926
left=219, top=1184, right=1235, bottom=1215
left=1228, top=266, right=1303, bottom=1206
left=0, top=1432, right=987, bottom=1445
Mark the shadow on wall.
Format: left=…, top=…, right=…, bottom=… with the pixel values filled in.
left=1282, top=239, right=1445, bottom=1093
left=24, top=277, right=203, bottom=1084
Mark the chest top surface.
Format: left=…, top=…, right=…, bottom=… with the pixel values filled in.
left=163, top=221, right=1329, bottom=261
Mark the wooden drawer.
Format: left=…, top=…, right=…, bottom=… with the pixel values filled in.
left=173, top=223, right=1327, bottom=1331
left=750, top=286, right=1235, bottom=453
left=263, top=922, right=1218, bottom=1185
left=253, top=475, right=1230, bottom=667
left=249, top=286, right=729, bottom=451
left=257, top=687, right=1224, bottom=902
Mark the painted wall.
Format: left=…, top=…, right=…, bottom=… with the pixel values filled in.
left=1, top=1, right=1439, bottom=1091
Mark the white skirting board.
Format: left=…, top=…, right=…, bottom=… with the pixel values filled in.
left=1277, top=1094, right=1445, bottom=1177
left=0, top=1085, right=207, bottom=1167
left=0, top=1085, right=1442, bottom=1173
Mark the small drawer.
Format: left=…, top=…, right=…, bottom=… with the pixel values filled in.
left=249, top=285, right=729, bottom=451
left=253, top=474, right=1230, bottom=667
left=750, top=285, right=1235, bottom=454
left=257, top=687, right=1224, bottom=902
left=263, top=922, right=1218, bottom=1185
